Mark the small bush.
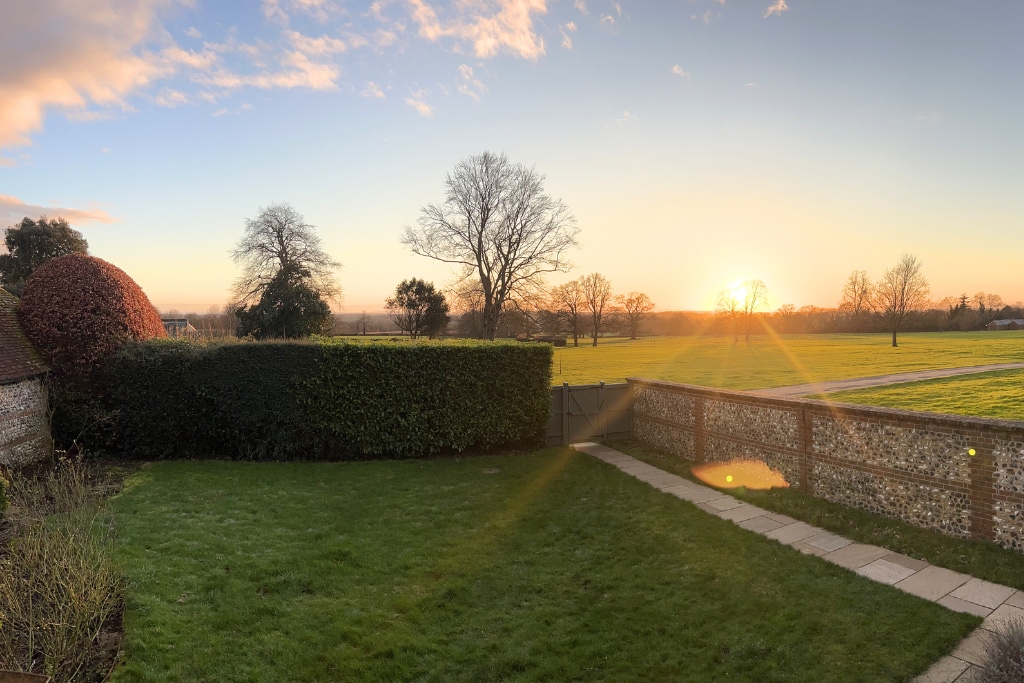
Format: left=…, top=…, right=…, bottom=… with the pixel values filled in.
left=0, top=460, right=125, bottom=682
left=16, top=254, right=165, bottom=449
left=109, top=338, right=553, bottom=460
left=17, top=253, right=166, bottom=387
left=979, top=618, right=1024, bottom=682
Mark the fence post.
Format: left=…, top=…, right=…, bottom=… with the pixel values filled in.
left=599, top=381, right=606, bottom=440
left=562, top=382, right=570, bottom=446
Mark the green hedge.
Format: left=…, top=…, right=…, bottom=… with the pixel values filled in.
left=108, top=338, right=553, bottom=460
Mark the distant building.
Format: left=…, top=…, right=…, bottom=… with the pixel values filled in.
left=163, top=318, right=200, bottom=339
left=0, top=289, right=52, bottom=466
left=987, top=319, right=1024, bottom=331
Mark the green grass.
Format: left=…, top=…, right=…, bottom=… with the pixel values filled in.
left=614, top=439, right=1024, bottom=591
left=553, top=332, right=1024, bottom=388
left=825, top=369, right=1024, bottom=421
left=111, top=450, right=978, bottom=682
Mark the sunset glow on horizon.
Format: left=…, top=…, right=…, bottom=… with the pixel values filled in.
left=1, top=1, right=1021, bottom=314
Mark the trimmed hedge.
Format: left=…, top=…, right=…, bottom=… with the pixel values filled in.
left=109, top=339, right=553, bottom=460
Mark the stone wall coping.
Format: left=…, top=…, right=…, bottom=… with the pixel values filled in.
left=626, top=377, right=1024, bottom=435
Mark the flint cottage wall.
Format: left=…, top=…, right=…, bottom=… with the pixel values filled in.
left=0, top=377, right=51, bottom=467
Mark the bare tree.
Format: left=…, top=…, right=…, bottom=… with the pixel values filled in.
left=617, top=291, right=655, bottom=340
left=716, top=289, right=741, bottom=342
left=873, top=253, right=930, bottom=347
left=549, top=279, right=586, bottom=346
left=231, top=203, right=341, bottom=308
left=839, top=270, right=873, bottom=325
left=741, top=280, right=768, bottom=342
left=580, top=273, right=613, bottom=346
left=401, top=151, right=580, bottom=340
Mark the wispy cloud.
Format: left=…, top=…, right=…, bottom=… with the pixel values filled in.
left=185, top=26, right=202, bottom=39
left=404, top=0, right=549, bottom=60
left=573, top=0, right=588, bottom=15
left=405, top=89, right=433, bottom=117
left=153, top=88, right=189, bottom=108
left=0, top=194, right=116, bottom=226
left=615, top=110, right=635, bottom=124
left=456, top=64, right=486, bottom=101
left=763, top=0, right=788, bottom=18
left=561, top=21, right=576, bottom=49
left=361, top=81, right=386, bottom=99
left=916, top=112, right=940, bottom=123
left=692, top=10, right=719, bottom=23
left=671, top=65, right=690, bottom=78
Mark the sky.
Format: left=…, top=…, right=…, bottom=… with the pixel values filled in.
left=1, top=0, right=1021, bottom=313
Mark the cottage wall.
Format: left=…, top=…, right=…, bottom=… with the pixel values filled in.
left=0, top=377, right=51, bottom=467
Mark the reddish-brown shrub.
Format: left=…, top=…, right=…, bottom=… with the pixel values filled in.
left=17, top=254, right=166, bottom=386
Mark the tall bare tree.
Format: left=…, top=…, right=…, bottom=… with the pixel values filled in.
left=549, top=279, right=586, bottom=346
left=839, top=270, right=873, bottom=323
left=716, top=289, right=741, bottom=342
left=580, top=273, right=613, bottom=346
left=402, top=151, right=579, bottom=340
left=230, top=203, right=341, bottom=307
left=873, top=253, right=930, bottom=347
left=741, top=280, right=768, bottom=342
left=617, top=291, right=655, bottom=339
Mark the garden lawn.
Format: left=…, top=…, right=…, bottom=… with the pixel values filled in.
left=552, top=331, right=1024, bottom=388
left=112, top=449, right=978, bottom=682
left=614, top=440, right=1024, bottom=592
left=826, top=369, right=1024, bottom=421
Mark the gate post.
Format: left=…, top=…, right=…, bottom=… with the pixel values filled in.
left=561, top=382, right=570, bottom=446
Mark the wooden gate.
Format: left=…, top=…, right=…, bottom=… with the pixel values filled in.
left=546, top=382, right=632, bottom=446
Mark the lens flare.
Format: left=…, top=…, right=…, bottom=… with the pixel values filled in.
left=692, top=460, right=789, bottom=490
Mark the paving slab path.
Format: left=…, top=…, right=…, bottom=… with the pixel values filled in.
left=753, top=362, right=1024, bottom=398
left=572, top=441, right=1024, bottom=682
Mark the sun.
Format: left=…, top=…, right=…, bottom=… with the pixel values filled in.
left=730, top=283, right=748, bottom=302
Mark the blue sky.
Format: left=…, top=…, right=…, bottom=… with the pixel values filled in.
left=1, top=0, right=1021, bottom=313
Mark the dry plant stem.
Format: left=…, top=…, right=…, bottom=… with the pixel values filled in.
left=0, top=460, right=125, bottom=682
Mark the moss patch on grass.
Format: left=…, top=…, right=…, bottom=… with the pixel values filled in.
left=112, top=450, right=977, bottom=682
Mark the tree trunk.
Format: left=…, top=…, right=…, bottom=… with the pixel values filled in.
left=891, top=330, right=898, bottom=347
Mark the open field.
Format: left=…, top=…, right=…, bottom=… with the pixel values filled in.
left=825, top=369, right=1024, bottom=421
left=111, top=450, right=977, bottom=682
left=552, top=332, right=1024, bottom=389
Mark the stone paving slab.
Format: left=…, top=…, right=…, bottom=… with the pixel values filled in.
left=911, top=655, right=970, bottom=683
left=982, top=603, right=1024, bottom=633
left=705, top=496, right=745, bottom=511
left=882, top=552, right=930, bottom=573
left=790, top=541, right=830, bottom=557
left=936, top=596, right=993, bottom=618
left=718, top=505, right=768, bottom=523
left=896, top=566, right=972, bottom=602
left=949, top=629, right=995, bottom=667
left=738, top=516, right=784, bottom=533
left=823, top=543, right=891, bottom=570
left=663, top=485, right=726, bottom=504
left=949, top=578, right=1017, bottom=610
left=856, top=558, right=918, bottom=585
left=1004, top=591, right=1024, bottom=609
left=804, top=531, right=853, bottom=553
left=764, top=522, right=822, bottom=545
left=765, top=513, right=797, bottom=525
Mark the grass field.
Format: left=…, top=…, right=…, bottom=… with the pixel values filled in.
left=826, top=369, right=1024, bottom=421
left=111, top=450, right=977, bottom=682
left=552, top=331, right=1024, bottom=389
